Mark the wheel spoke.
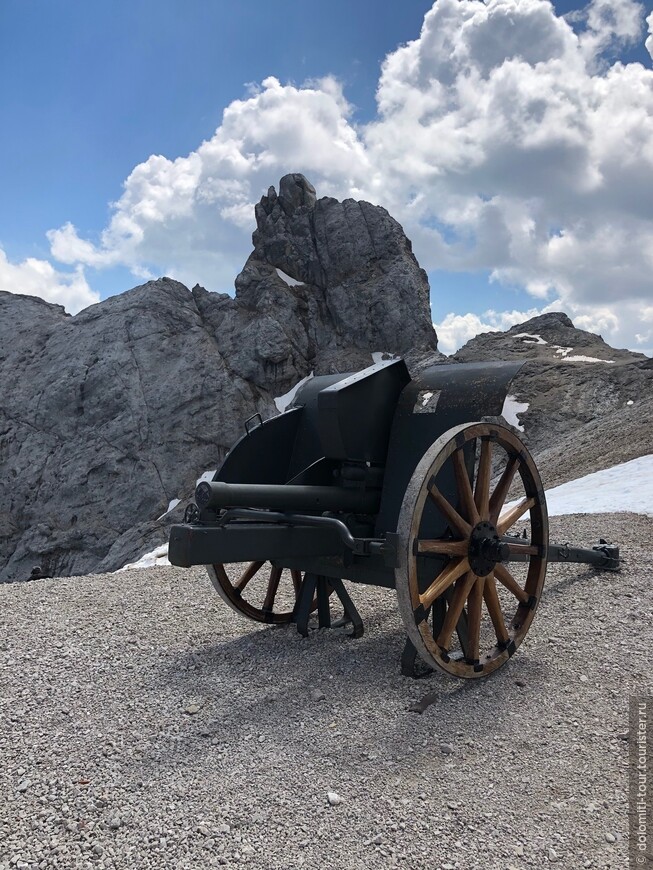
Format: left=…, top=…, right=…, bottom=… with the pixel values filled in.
left=474, top=438, right=492, bottom=520
left=452, top=449, right=479, bottom=525
left=428, top=483, right=471, bottom=538
left=236, top=560, right=265, bottom=593
left=262, top=566, right=282, bottom=611
left=494, top=563, right=529, bottom=605
left=465, top=576, right=485, bottom=662
left=489, top=455, right=520, bottom=525
left=483, top=574, right=510, bottom=645
left=419, top=557, right=471, bottom=610
left=417, top=539, right=469, bottom=557
left=436, top=570, right=477, bottom=650
left=497, top=497, right=536, bottom=535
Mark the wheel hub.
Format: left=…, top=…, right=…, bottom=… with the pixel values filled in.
left=468, top=521, right=509, bottom=577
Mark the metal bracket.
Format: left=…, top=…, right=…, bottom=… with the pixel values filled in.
left=244, top=413, right=263, bottom=435
left=592, top=540, right=620, bottom=571
left=216, top=507, right=378, bottom=556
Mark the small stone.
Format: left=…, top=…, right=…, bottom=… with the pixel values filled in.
left=198, top=825, right=209, bottom=836
left=218, top=823, right=231, bottom=834
left=107, top=816, right=121, bottom=830
left=185, top=704, right=201, bottom=715
left=514, top=844, right=524, bottom=856
left=310, top=689, right=326, bottom=702
left=371, top=834, right=383, bottom=845
left=17, top=780, right=30, bottom=793
left=327, top=792, right=342, bottom=806
left=439, top=743, right=454, bottom=755
left=548, top=847, right=558, bottom=862
left=579, top=675, right=588, bottom=683
left=604, top=833, right=616, bottom=843
left=92, top=845, right=103, bottom=856
left=515, top=679, right=527, bottom=688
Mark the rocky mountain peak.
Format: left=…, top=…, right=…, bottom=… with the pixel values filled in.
left=455, top=310, right=646, bottom=365
left=240, top=175, right=438, bottom=365
left=511, top=311, right=574, bottom=332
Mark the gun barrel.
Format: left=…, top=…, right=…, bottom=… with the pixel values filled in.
left=195, top=481, right=380, bottom=515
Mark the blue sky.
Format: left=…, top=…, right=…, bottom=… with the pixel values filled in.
left=1, top=0, right=652, bottom=353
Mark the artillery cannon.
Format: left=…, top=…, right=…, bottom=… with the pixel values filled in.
left=169, top=359, right=619, bottom=679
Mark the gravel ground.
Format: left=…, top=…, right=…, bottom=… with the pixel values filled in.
left=1, top=512, right=651, bottom=870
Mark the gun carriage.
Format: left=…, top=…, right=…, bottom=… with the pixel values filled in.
left=169, top=359, right=619, bottom=679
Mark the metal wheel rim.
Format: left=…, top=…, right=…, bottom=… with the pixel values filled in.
left=395, top=422, right=548, bottom=679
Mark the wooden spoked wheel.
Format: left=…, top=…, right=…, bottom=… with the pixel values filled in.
left=207, top=562, right=304, bottom=624
left=395, top=422, right=548, bottom=679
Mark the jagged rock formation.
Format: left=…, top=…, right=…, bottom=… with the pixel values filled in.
left=211, top=173, right=439, bottom=385
left=0, top=175, right=438, bottom=582
left=456, top=312, right=653, bottom=483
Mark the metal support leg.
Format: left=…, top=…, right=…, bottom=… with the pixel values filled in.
left=294, top=574, right=364, bottom=639
left=316, top=576, right=331, bottom=628
left=294, top=573, right=317, bottom=637
left=400, top=594, right=468, bottom=678
left=329, top=578, right=364, bottom=638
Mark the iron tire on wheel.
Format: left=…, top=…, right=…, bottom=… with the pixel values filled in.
left=207, top=562, right=300, bottom=624
left=395, top=422, right=548, bottom=679
left=207, top=562, right=331, bottom=624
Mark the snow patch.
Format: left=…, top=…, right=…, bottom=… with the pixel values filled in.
left=560, top=355, right=614, bottom=364
left=544, top=455, right=653, bottom=518
left=274, top=372, right=314, bottom=412
left=553, top=345, right=614, bottom=364
left=514, top=333, right=547, bottom=345
left=501, top=395, right=529, bottom=432
left=117, top=544, right=170, bottom=571
left=371, top=351, right=399, bottom=364
left=275, top=268, right=303, bottom=287
left=196, top=469, right=216, bottom=487
left=504, top=455, right=653, bottom=518
left=156, top=498, right=180, bottom=521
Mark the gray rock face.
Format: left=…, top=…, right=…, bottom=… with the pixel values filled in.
left=235, top=172, right=438, bottom=379
left=456, top=311, right=653, bottom=477
left=0, top=176, right=438, bottom=581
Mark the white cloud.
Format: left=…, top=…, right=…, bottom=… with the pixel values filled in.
left=579, top=0, right=645, bottom=62
left=0, top=248, right=98, bottom=313
left=46, top=75, right=369, bottom=293
left=648, top=12, right=653, bottom=60
left=34, top=0, right=653, bottom=350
